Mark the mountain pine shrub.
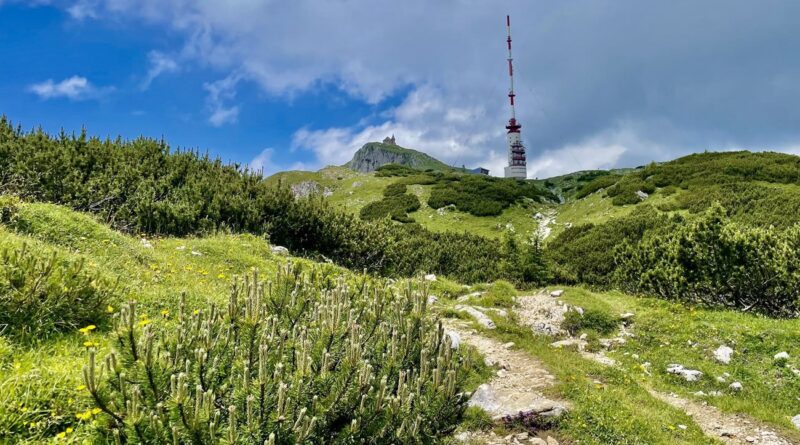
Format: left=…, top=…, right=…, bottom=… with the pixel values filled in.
left=614, top=204, right=800, bottom=317
left=0, top=244, right=116, bottom=339
left=0, top=117, right=552, bottom=285
left=83, top=264, right=471, bottom=444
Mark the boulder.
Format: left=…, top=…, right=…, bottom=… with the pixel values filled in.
left=713, top=346, right=734, bottom=364
left=140, top=238, right=153, bottom=249
left=549, top=289, right=564, bottom=298
left=791, top=414, right=800, bottom=430
left=729, top=382, right=743, bottom=391
left=774, top=351, right=790, bottom=360
left=424, top=273, right=437, bottom=282
left=635, top=190, right=649, bottom=200
left=444, top=330, right=460, bottom=349
left=666, top=364, right=703, bottom=382
left=427, top=295, right=438, bottom=305
left=270, top=245, right=289, bottom=256
left=455, top=305, right=495, bottom=329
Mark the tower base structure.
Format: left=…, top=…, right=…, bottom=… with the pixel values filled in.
left=504, top=165, right=527, bottom=179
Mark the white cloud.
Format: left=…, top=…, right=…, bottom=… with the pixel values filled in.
left=203, top=74, right=241, bottom=126
left=28, top=76, right=109, bottom=100
left=141, top=51, right=180, bottom=90
left=53, top=0, right=800, bottom=173
left=248, top=147, right=313, bottom=176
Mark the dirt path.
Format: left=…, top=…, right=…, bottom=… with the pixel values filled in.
left=444, top=320, right=567, bottom=445
left=650, top=391, right=795, bottom=445
left=511, top=290, right=797, bottom=445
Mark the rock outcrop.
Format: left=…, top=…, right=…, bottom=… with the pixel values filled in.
left=345, top=142, right=451, bottom=173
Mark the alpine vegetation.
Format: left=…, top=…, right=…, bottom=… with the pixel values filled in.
left=83, top=264, right=470, bottom=444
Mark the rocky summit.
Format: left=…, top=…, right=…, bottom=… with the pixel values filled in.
left=345, top=141, right=453, bottom=172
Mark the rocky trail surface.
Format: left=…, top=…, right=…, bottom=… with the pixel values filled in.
left=444, top=320, right=568, bottom=445
left=448, top=290, right=798, bottom=445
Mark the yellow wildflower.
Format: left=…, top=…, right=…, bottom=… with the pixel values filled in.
left=217, top=273, right=226, bottom=279
left=83, top=341, right=96, bottom=347
left=161, top=309, right=169, bottom=317
left=78, top=325, right=97, bottom=335
left=106, top=305, right=114, bottom=313
left=91, top=408, right=101, bottom=415
left=76, top=385, right=86, bottom=391
left=66, top=427, right=73, bottom=433
left=137, top=319, right=151, bottom=327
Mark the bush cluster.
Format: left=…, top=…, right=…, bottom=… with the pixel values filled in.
left=428, top=174, right=556, bottom=217
left=0, top=243, right=116, bottom=339
left=0, top=118, right=551, bottom=285
left=84, top=264, right=470, bottom=443
left=546, top=206, right=673, bottom=284
left=561, top=309, right=619, bottom=336
left=574, top=174, right=622, bottom=199
left=359, top=182, right=421, bottom=223
left=614, top=204, right=800, bottom=317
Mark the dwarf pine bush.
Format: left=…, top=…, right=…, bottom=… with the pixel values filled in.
left=0, top=244, right=115, bottom=339
left=83, top=264, right=470, bottom=444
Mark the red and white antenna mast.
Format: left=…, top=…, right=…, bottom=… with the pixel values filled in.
left=504, top=15, right=527, bottom=179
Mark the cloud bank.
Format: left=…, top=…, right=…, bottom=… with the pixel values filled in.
left=47, top=1, right=800, bottom=176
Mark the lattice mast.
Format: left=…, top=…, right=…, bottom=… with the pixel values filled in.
left=504, top=15, right=528, bottom=179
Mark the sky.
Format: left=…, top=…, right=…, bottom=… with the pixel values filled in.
left=1, top=1, right=799, bottom=178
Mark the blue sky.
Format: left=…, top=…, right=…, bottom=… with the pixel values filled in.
left=1, top=1, right=799, bottom=178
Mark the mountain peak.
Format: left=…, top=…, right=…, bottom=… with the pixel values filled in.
left=345, top=141, right=453, bottom=173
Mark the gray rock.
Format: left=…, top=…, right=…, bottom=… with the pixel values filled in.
left=666, top=364, right=703, bottom=382
left=270, top=245, right=289, bottom=256
left=424, top=273, right=437, bottom=282
left=444, top=331, right=460, bottom=349
left=455, top=305, right=496, bottom=329
left=635, top=190, right=649, bottom=200
left=791, top=414, right=800, bottom=430
left=729, top=381, right=743, bottom=391
left=713, top=345, right=734, bottom=364
left=140, top=238, right=153, bottom=249
left=549, top=289, right=564, bottom=298
left=529, top=439, right=547, bottom=445
left=546, top=437, right=559, bottom=445
left=774, top=351, right=790, bottom=360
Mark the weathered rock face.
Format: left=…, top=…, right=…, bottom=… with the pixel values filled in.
left=346, top=142, right=449, bottom=173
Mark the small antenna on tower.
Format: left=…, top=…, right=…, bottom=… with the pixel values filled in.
left=503, top=15, right=527, bottom=179
left=506, top=15, right=516, bottom=121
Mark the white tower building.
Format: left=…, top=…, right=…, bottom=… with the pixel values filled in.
left=503, top=15, right=528, bottom=179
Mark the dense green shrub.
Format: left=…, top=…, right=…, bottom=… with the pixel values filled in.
left=0, top=244, right=116, bottom=339
left=498, top=233, right=550, bottom=286
left=672, top=182, right=800, bottom=229
left=614, top=204, right=800, bottom=317
left=374, top=164, right=422, bottom=177
left=546, top=206, right=673, bottom=285
left=359, top=183, right=421, bottom=223
left=561, top=308, right=619, bottom=336
left=473, top=280, right=517, bottom=308
left=574, top=174, right=622, bottom=199
left=84, top=265, right=470, bottom=443
left=0, top=195, right=19, bottom=223
left=427, top=174, right=556, bottom=217
left=0, top=117, right=552, bottom=285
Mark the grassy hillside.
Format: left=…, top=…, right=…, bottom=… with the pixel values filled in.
left=0, top=201, right=491, bottom=443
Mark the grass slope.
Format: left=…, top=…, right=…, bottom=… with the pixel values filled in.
left=0, top=202, right=320, bottom=443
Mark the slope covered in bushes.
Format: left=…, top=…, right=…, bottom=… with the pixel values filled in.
left=0, top=118, right=549, bottom=286
left=0, top=201, right=486, bottom=443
